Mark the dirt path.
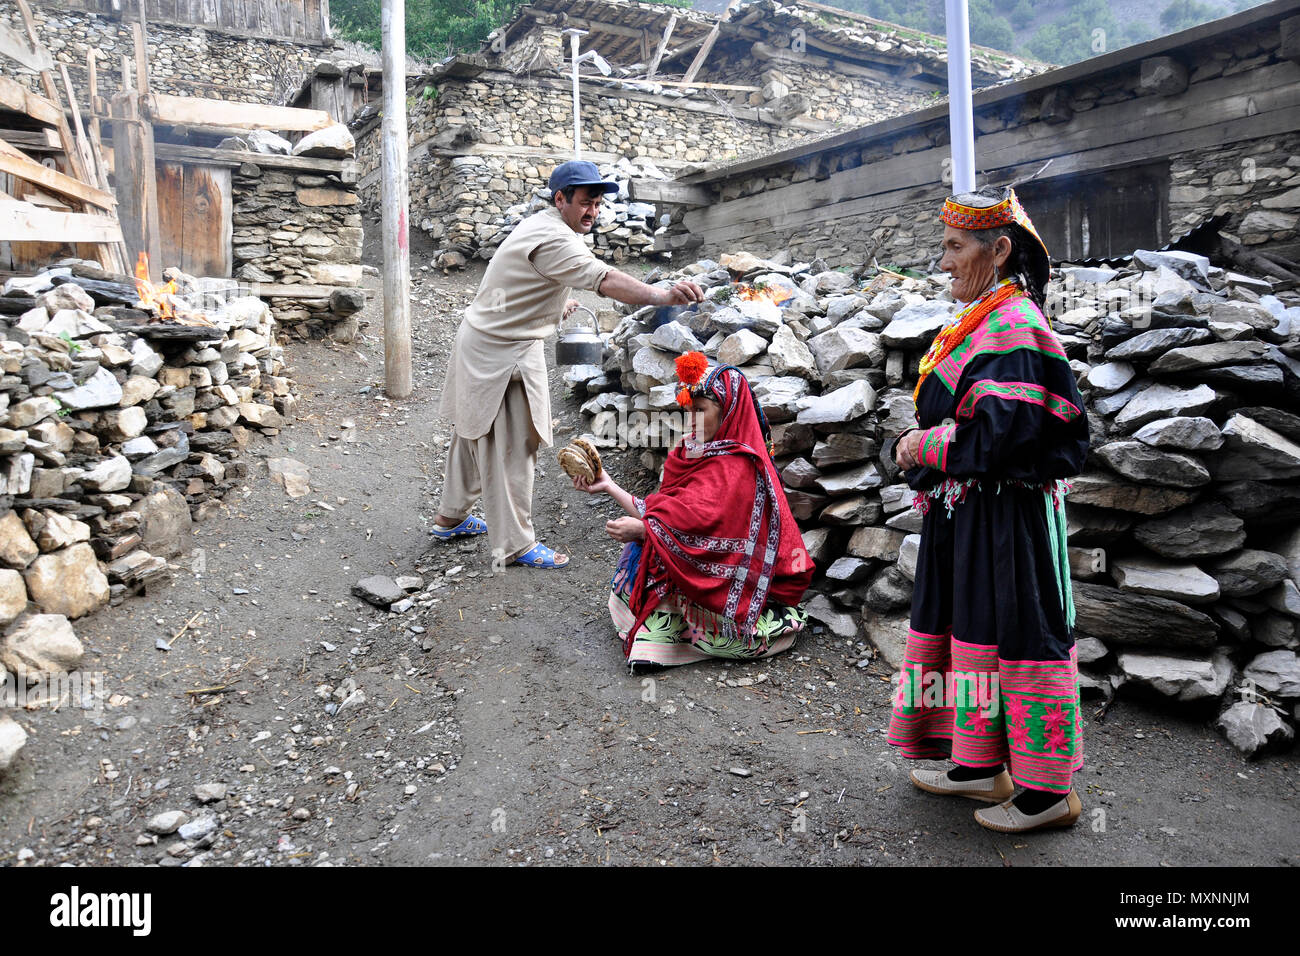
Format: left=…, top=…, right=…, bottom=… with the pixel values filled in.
left=0, top=240, right=1294, bottom=867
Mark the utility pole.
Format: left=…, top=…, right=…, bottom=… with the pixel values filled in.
left=945, top=0, right=976, bottom=194
left=562, top=28, right=611, bottom=159
left=381, top=0, right=412, bottom=398
left=563, top=28, right=588, bottom=158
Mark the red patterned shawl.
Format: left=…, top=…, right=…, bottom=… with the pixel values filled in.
left=627, top=366, right=813, bottom=654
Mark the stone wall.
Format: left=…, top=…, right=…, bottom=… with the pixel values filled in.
left=675, top=6, right=1300, bottom=268
left=0, top=265, right=303, bottom=768
left=231, top=160, right=366, bottom=340
left=1169, top=132, right=1300, bottom=246
left=0, top=266, right=297, bottom=629
left=0, top=0, right=331, bottom=104
left=355, top=69, right=839, bottom=265
left=700, top=45, right=934, bottom=130
left=574, top=246, right=1300, bottom=755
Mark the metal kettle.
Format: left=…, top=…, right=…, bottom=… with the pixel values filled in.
left=555, top=304, right=604, bottom=366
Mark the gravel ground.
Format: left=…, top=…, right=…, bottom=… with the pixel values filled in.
left=0, top=227, right=1294, bottom=867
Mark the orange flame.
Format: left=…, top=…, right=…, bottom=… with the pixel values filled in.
left=734, top=282, right=793, bottom=306
left=134, top=252, right=179, bottom=319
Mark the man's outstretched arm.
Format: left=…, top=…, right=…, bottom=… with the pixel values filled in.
left=598, top=270, right=704, bottom=307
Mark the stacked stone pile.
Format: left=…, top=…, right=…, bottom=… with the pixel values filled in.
left=422, top=156, right=672, bottom=271
left=225, top=126, right=367, bottom=341
left=0, top=261, right=298, bottom=764
left=569, top=246, right=1300, bottom=755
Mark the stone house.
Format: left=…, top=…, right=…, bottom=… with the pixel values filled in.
left=0, top=0, right=336, bottom=104
left=663, top=1, right=1300, bottom=269
left=347, top=0, right=1038, bottom=265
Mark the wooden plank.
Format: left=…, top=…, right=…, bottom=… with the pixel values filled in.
left=17, top=183, right=71, bottom=210
left=10, top=0, right=115, bottom=270
left=627, top=79, right=759, bottom=91
left=0, top=203, right=125, bottom=244
left=13, top=0, right=63, bottom=108
left=156, top=161, right=184, bottom=268
left=180, top=164, right=229, bottom=276
left=977, top=61, right=1300, bottom=170
left=304, top=0, right=321, bottom=40
left=0, top=128, right=59, bottom=152
left=58, top=64, right=103, bottom=192
left=320, top=0, right=329, bottom=38
left=686, top=4, right=1297, bottom=186
left=0, top=20, right=53, bottom=72
left=0, top=75, right=62, bottom=127
left=628, top=178, right=711, bottom=206
left=0, top=139, right=117, bottom=209
left=152, top=141, right=351, bottom=174
left=86, top=50, right=107, bottom=183
left=751, top=40, right=936, bottom=89
left=682, top=0, right=737, bottom=84
left=144, top=92, right=336, bottom=132
left=110, top=89, right=162, bottom=280
left=132, top=19, right=151, bottom=96
left=691, top=53, right=1299, bottom=189
left=646, top=14, right=676, bottom=81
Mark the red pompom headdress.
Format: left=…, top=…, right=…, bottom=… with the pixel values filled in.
left=675, top=351, right=709, bottom=408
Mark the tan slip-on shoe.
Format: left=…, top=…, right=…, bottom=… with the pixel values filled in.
left=974, top=789, right=1083, bottom=833
left=910, top=767, right=1015, bottom=804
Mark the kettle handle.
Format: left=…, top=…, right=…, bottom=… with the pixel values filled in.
left=561, top=304, right=599, bottom=333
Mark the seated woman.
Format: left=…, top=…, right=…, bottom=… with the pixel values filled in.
left=573, top=354, right=814, bottom=672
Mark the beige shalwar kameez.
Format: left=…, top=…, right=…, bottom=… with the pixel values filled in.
left=438, top=206, right=611, bottom=560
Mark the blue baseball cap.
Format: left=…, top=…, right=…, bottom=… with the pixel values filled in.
left=548, top=160, right=619, bottom=196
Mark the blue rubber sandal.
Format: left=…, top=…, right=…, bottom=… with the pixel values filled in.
left=430, top=515, right=487, bottom=540
left=512, top=543, right=569, bottom=568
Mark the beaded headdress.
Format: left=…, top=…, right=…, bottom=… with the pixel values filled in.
left=941, top=187, right=1050, bottom=292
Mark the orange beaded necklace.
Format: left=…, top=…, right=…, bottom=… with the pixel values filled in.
left=913, top=280, right=1020, bottom=401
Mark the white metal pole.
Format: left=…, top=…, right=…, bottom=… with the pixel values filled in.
left=381, top=0, right=411, bottom=398
left=945, top=0, right=976, bottom=194
left=566, top=29, right=585, bottom=158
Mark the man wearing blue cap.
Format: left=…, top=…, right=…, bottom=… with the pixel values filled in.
left=434, top=160, right=704, bottom=570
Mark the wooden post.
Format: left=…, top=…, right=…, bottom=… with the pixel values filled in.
left=127, top=13, right=162, bottom=280
left=682, top=0, right=738, bottom=84
left=380, top=0, right=411, bottom=398
left=111, top=73, right=161, bottom=281
left=646, top=15, right=676, bottom=81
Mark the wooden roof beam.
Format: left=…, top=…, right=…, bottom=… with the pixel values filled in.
left=0, top=138, right=116, bottom=209
left=0, top=19, right=51, bottom=71
left=144, top=93, right=336, bottom=133
left=0, top=74, right=62, bottom=127
left=646, top=14, right=677, bottom=80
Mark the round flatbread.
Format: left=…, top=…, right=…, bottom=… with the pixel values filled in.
left=558, top=445, right=596, bottom=481
left=571, top=437, right=602, bottom=477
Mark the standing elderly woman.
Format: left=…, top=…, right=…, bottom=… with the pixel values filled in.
left=886, top=186, right=1090, bottom=833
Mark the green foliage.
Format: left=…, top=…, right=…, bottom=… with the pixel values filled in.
left=1023, top=0, right=1160, bottom=63
left=332, top=0, right=690, bottom=60
left=1159, top=0, right=1221, bottom=32
left=331, top=0, right=527, bottom=60
left=819, top=0, right=1234, bottom=66
left=967, top=0, right=1016, bottom=51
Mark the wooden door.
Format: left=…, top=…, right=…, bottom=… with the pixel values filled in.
left=155, top=161, right=231, bottom=278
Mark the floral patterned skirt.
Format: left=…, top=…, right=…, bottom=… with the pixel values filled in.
left=608, top=543, right=808, bottom=668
